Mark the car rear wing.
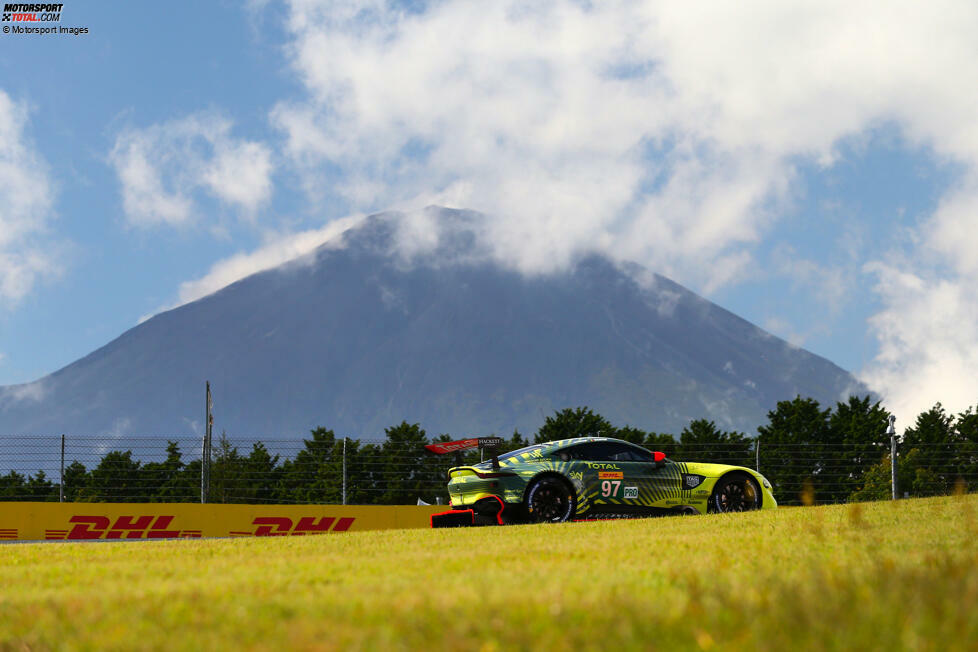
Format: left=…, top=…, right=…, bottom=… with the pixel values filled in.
left=425, top=436, right=504, bottom=469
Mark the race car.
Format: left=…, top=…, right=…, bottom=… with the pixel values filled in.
left=429, top=436, right=776, bottom=527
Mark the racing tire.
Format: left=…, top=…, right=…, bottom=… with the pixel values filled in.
left=525, top=476, right=576, bottom=523
left=709, top=472, right=762, bottom=513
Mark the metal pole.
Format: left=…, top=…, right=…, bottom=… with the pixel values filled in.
left=201, top=417, right=206, bottom=504
left=342, top=437, right=347, bottom=506
left=59, top=434, right=65, bottom=503
left=888, top=415, right=898, bottom=500
left=755, top=440, right=760, bottom=473
left=202, top=381, right=213, bottom=504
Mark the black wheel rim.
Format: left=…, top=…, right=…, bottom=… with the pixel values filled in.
left=717, top=479, right=759, bottom=512
left=532, top=484, right=569, bottom=521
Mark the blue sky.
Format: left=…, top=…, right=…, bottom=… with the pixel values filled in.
left=1, top=1, right=976, bottom=425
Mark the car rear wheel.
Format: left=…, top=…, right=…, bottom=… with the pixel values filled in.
left=525, top=476, right=576, bottom=523
left=710, top=472, right=762, bottom=513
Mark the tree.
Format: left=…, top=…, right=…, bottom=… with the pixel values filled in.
left=677, top=419, right=753, bottom=467
left=829, top=396, right=890, bottom=502
left=83, top=451, right=143, bottom=502
left=642, top=432, right=679, bottom=456
left=897, top=403, right=970, bottom=496
left=277, top=428, right=344, bottom=504
left=0, top=471, right=27, bottom=500
left=757, top=396, right=831, bottom=504
left=141, top=441, right=195, bottom=502
left=62, top=461, right=89, bottom=501
left=208, top=433, right=245, bottom=503
left=535, top=407, right=616, bottom=443
left=954, top=404, right=978, bottom=492
left=378, top=422, right=442, bottom=504
left=850, top=449, right=942, bottom=501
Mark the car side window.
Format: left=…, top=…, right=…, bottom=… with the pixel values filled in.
left=611, top=447, right=653, bottom=463
left=556, top=442, right=653, bottom=462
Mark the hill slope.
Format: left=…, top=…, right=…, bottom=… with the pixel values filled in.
left=0, top=208, right=865, bottom=438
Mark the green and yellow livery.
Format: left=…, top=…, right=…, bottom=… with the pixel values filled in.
left=430, top=437, right=776, bottom=527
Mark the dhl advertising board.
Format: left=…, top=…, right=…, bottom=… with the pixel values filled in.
left=0, top=503, right=444, bottom=541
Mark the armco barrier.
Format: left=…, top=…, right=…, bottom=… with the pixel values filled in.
left=0, top=503, right=445, bottom=541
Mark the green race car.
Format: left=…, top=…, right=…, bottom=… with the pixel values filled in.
left=430, top=436, right=776, bottom=527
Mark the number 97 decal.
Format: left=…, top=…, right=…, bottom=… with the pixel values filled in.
left=601, top=480, right=621, bottom=497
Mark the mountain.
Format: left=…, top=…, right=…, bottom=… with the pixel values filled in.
left=0, top=208, right=867, bottom=439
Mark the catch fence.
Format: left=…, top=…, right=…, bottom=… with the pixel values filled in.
left=2, top=435, right=976, bottom=506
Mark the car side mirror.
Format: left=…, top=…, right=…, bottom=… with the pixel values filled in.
left=653, top=451, right=666, bottom=468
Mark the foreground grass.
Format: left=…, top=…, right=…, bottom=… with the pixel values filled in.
left=2, top=495, right=978, bottom=651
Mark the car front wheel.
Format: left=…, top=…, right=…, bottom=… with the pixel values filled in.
left=710, top=472, right=762, bottom=513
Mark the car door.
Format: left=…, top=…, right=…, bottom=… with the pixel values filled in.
left=560, top=442, right=658, bottom=511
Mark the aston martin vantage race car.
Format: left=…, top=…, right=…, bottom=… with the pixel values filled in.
left=429, top=436, right=776, bottom=527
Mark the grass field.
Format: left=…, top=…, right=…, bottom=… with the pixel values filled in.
left=2, top=495, right=978, bottom=651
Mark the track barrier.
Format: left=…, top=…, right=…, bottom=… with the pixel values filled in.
left=0, top=502, right=444, bottom=541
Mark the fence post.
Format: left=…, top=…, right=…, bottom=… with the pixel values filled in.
left=202, top=381, right=213, bottom=504
left=888, top=415, right=898, bottom=500
left=59, top=434, right=65, bottom=503
left=342, top=437, right=347, bottom=506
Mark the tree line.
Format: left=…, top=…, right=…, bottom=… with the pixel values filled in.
left=3, top=395, right=977, bottom=505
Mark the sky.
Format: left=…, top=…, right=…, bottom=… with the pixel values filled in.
left=1, top=1, right=977, bottom=428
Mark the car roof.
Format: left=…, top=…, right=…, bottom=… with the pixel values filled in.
left=543, top=436, right=647, bottom=451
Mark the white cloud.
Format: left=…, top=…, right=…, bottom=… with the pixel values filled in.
left=0, top=379, right=47, bottom=404
left=0, top=90, right=59, bottom=306
left=861, top=263, right=978, bottom=425
left=270, top=1, right=978, bottom=282
left=262, top=0, right=978, bottom=424
left=110, top=112, right=274, bottom=227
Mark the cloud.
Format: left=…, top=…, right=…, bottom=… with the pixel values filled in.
left=861, top=263, right=978, bottom=425
left=262, top=0, right=978, bottom=424
left=0, top=90, right=60, bottom=307
left=269, top=1, right=975, bottom=281
left=0, top=379, right=47, bottom=404
left=109, top=112, right=274, bottom=227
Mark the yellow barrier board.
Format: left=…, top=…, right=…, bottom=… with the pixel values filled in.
left=0, top=502, right=445, bottom=541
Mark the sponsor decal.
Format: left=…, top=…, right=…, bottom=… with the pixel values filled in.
left=623, top=486, right=639, bottom=499
left=694, top=489, right=709, bottom=496
left=569, top=471, right=584, bottom=481
left=229, top=516, right=354, bottom=537
left=39, top=514, right=354, bottom=539
left=598, top=471, right=624, bottom=480
left=586, top=462, right=622, bottom=470
left=46, top=515, right=200, bottom=540
left=682, top=474, right=706, bottom=489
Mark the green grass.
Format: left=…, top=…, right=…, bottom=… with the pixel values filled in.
left=3, top=495, right=978, bottom=651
